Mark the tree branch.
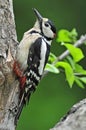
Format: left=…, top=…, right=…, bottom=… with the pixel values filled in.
left=50, top=98, right=86, bottom=130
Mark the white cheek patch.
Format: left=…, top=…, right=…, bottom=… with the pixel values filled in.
left=43, top=26, right=54, bottom=39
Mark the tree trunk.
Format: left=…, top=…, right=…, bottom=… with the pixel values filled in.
left=0, top=0, right=19, bottom=129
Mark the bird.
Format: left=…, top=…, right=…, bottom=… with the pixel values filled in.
left=13, top=8, right=56, bottom=123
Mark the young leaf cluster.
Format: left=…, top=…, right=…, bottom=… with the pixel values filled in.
left=45, top=29, right=86, bottom=88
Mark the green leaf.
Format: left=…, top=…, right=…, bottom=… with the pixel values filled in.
left=45, top=63, right=59, bottom=74
left=56, top=61, right=74, bottom=87
left=57, top=28, right=78, bottom=43
left=48, top=52, right=57, bottom=63
left=75, top=64, right=86, bottom=75
left=64, top=44, right=84, bottom=62
left=79, top=77, right=86, bottom=84
left=70, top=28, right=78, bottom=42
left=57, top=29, right=71, bottom=43
left=75, top=76, right=85, bottom=88
left=66, top=56, right=75, bottom=70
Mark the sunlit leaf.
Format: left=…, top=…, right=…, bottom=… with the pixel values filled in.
left=64, top=44, right=84, bottom=62
left=48, top=52, right=57, bottom=63
left=45, top=63, right=59, bottom=74
left=70, top=28, right=78, bottom=42
left=66, top=56, right=75, bottom=70
left=56, top=61, right=74, bottom=87
left=75, top=64, right=86, bottom=75
left=75, top=76, right=85, bottom=88
left=57, top=29, right=71, bottom=43
left=79, top=77, right=86, bottom=84
left=57, top=28, right=78, bottom=43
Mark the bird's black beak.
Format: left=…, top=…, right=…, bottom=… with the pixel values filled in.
left=33, top=8, right=43, bottom=22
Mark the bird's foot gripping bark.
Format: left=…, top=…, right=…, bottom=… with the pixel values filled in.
left=13, top=61, right=26, bottom=89
left=13, top=61, right=23, bottom=78
left=19, top=76, right=26, bottom=89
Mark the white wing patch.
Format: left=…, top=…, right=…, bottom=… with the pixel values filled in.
left=38, top=39, right=47, bottom=75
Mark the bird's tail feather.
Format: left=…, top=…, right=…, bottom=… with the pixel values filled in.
left=14, top=84, right=36, bottom=125
left=14, top=92, right=31, bottom=125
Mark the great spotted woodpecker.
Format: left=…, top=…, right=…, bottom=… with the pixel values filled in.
left=13, top=8, right=56, bottom=122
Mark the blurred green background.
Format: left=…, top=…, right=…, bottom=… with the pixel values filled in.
left=13, top=0, right=86, bottom=130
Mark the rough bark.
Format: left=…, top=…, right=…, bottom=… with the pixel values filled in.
left=0, top=0, right=19, bottom=130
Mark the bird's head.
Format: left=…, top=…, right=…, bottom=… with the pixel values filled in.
left=33, top=8, right=56, bottom=40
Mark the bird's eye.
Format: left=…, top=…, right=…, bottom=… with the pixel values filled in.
left=45, top=23, right=49, bottom=27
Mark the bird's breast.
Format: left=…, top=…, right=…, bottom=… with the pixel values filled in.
left=16, top=32, right=41, bottom=70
